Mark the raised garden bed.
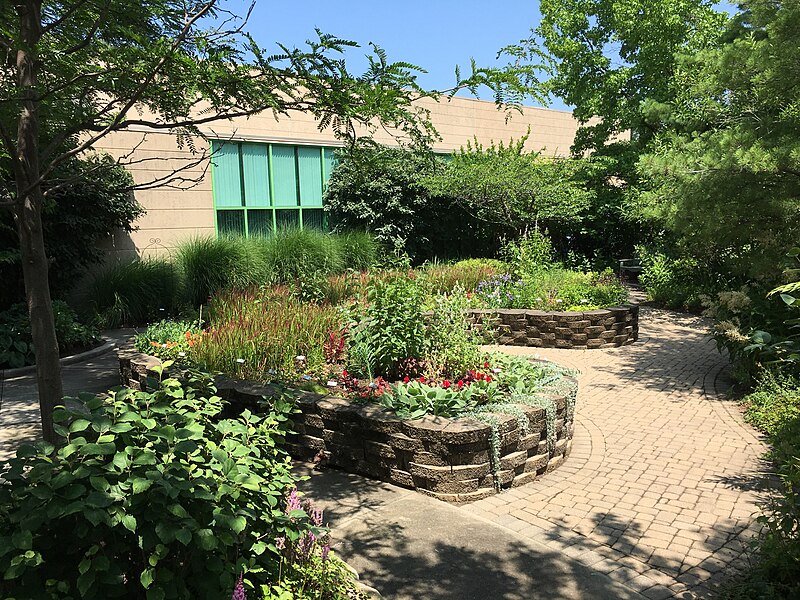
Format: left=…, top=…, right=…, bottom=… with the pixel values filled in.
left=118, top=347, right=578, bottom=504
left=468, top=304, right=639, bottom=349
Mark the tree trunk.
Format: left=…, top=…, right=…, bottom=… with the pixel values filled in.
left=13, top=0, right=62, bottom=444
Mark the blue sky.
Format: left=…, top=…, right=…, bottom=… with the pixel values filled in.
left=224, top=0, right=738, bottom=112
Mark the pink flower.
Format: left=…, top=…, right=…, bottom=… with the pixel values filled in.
left=231, top=573, right=246, bottom=600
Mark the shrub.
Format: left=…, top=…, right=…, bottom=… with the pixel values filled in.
left=731, top=374, right=800, bottom=599
left=0, top=301, right=98, bottom=369
left=503, top=230, right=556, bottom=278
left=0, top=155, right=143, bottom=310
left=134, top=319, right=204, bottom=362
left=637, top=247, right=712, bottom=312
left=89, top=258, right=182, bottom=327
left=193, top=287, right=341, bottom=380
left=345, top=271, right=427, bottom=379
left=424, top=285, right=482, bottom=377
left=176, top=236, right=269, bottom=307
left=0, top=370, right=314, bottom=599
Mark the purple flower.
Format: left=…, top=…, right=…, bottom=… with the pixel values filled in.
left=286, top=488, right=302, bottom=513
left=231, top=573, right=246, bottom=600
left=321, top=543, right=330, bottom=562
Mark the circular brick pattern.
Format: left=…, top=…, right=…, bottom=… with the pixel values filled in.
left=467, top=305, right=639, bottom=349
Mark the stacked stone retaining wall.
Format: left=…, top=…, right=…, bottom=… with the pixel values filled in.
left=468, top=304, right=638, bottom=349
left=118, top=347, right=577, bottom=503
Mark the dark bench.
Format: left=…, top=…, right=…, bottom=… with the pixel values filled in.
left=618, top=258, right=643, bottom=280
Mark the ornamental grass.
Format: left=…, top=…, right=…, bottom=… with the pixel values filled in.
left=192, top=287, right=341, bottom=381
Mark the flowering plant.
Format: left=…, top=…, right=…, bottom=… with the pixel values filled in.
left=475, top=274, right=524, bottom=309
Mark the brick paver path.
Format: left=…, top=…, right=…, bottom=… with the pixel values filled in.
left=467, top=306, right=769, bottom=599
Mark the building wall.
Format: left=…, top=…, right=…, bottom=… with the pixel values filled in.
left=96, top=95, right=584, bottom=260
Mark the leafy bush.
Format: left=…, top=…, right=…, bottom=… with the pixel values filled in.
left=637, top=247, right=709, bottom=312
left=325, top=145, right=502, bottom=260
left=0, top=370, right=313, bottom=599
left=503, top=230, right=556, bottom=278
left=732, top=373, right=800, bottom=599
left=0, top=155, right=143, bottom=310
left=89, top=258, right=182, bottom=328
left=193, top=287, right=341, bottom=380
left=345, top=271, right=427, bottom=380
left=0, top=301, right=98, bottom=369
left=424, top=285, right=482, bottom=377
left=134, top=319, right=204, bottom=362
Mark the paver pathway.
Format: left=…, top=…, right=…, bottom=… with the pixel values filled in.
left=465, top=306, right=769, bottom=598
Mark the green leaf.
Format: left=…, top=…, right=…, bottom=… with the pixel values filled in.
left=121, top=514, right=137, bottom=532
left=11, top=530, right=32, bottom=550
left=131, top=478, right=154, bottom=494
left=140, top=568, right=155, bottom=589
left=230, top=515, right=247, bottom=534
left=175, top=528, right=192, bottom=546
left=68, top=418, right=92, bottom=434
left=81, top=442, right=116, bottom=456
left=195, top=529, right=217, bottom=551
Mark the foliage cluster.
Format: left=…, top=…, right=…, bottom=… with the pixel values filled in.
left=192, top=287, right=342, bottom=382
left=0, top=156, right=143, bottom=311
left=0, top=301, right=98, bottom=369
left=730, top=372, right=800, bottom=599
left=0, top=370, right=312, bottom=599
left=344, top=270, right=428, bottom=380
left=89, top=229, right=377, bottom=327
left=134, top=319, right=205, bottom=363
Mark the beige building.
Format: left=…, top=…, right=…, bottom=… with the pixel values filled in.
left=96, top=95, right=582, bottom=259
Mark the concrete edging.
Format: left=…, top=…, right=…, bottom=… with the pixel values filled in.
left=2, top=339, right=117, bottom=381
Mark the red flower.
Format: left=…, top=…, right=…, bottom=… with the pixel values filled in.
left=403, top=376, right=410, bottom=383
left=486, top=375, right=493, bottom=383
left=483, top=361, right=490, bottom=368
left=442, top=380, right=451, bottom=389
left=342, top=370, right=348, bottom=378
left=418, top=376, right=426, bottom=383
left=456, top=380, right=464, bottom=389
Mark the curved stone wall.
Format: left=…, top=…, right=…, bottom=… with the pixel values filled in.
left=467, top=304, right=639, bottom=349
left=117, top=348, right=578, bottom=503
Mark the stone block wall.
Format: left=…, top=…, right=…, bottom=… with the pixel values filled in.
left=467, top=304, right=639, bottom=349
left=117, top=347, right=578, bottom=503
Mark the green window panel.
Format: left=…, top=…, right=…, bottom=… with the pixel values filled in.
left=302, top=208, right=325, bottom=230
left=275, top=209, right=300, bottom=229
left=247, top=209, right=273, bottom=237
left=271, top=145, right=299, bottom=207
left=297, top=146, right=323, bottom=206
left=211, top=142, right=243, bottom=207
left=322, top=147, right=338, bottom=182
left=216, top=209, right=245, bottom=236
left=241, top=143, right=270, bottom=207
